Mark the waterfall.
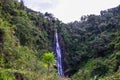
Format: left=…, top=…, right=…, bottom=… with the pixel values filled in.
left=55, top=32, right=64, bottom=77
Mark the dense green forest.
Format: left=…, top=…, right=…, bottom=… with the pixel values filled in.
left=0, top=0, right=120, bottom=80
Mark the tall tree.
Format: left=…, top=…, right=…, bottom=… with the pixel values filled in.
left=20, top=0, right=25, bottom=9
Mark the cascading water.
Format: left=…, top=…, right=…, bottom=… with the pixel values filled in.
left=55, top=32, right=64, bottom=77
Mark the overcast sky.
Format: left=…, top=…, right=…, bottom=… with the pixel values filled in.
left=23, top=0, right=120, bottom=23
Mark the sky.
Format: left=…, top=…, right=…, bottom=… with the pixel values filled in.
left=23, top=0, right=120, bottom=23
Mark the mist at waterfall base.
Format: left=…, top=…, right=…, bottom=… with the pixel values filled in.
left=55, top=32, right=64, bottom=77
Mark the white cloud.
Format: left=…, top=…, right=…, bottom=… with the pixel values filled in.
left=23, top=0, right=58, bottom=11
left=23, top=0, right=120, bottom=23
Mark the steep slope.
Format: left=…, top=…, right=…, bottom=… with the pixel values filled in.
left=0, top=0, right=59, bottom=79
left=58, top=5, right=120, bottom=79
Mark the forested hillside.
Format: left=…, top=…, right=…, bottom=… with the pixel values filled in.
left=0, top=0, right=120, bottom=80
left=59, top=5, right=120, bottom=79
left=0, top=0, right=60, bottom=79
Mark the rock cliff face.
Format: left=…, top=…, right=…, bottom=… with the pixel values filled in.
left=59, top=33, right=68, bottom=76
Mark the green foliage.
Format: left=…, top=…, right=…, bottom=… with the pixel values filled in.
left=91, top=58, right=109, bottom=77
left=0, top=18, right=58, bottom=79
left=99, top=72, right=120, bottom=80
left=42, top=52, right=55, bottom=67
left=83, top=59, right=94, bottom=71
left=72, top=70, right=91, bottom=80
left=0, top=69, right=15, bottom=80
left=0, top=0, right=58, bottom=79
left=41, top=52, right=58, bottom=80
left=58, top=5, right=120, bottom=79
left=1, top=0, right=120, bottom=79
